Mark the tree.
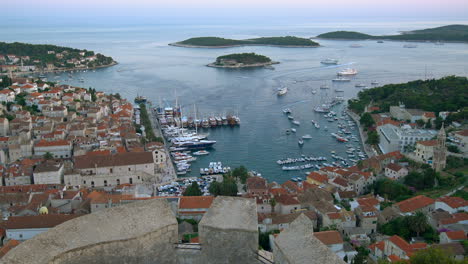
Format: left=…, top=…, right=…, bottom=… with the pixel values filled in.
left=43, top=152, right=54, bottom=160
left=231, top=166, right=249, bottom=184
left=447, top=145, right=461, bottom=153
left=410, top=247, right=462, bottom=264
left=408, top=211, right=428, bottom=237
left=404, top=169, right=436, bottom=190
left=351, top=246, right=370, bottom=264
left=184, top=182, right=202, bottom=196
left=208, top=181, right=221, bottom=196
left=208, top=177, right=238, bottom=196
left=366, top=131, right=380, bottom=145
left=360, top=112, right=375, bottom=128
left=269, top=198, right=276, bottom=213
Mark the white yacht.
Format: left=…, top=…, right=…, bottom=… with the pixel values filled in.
left=302, top=134, right=312, bottom=139
left=337, top=68, right=358, bottom=76
left=332, top=77, right=351, bottom=82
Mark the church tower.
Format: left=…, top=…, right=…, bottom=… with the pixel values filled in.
left=433, top=125, right=446, bottom=172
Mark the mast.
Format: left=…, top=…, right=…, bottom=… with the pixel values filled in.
left=194, top=104, right=198, bottom=134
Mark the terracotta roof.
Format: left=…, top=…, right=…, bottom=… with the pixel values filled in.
left=74, top=152, right=154, bottom=169
left=271, top=211, right=318, bottom=224
left=327, top=212, right=341, bottom=220
left=179, top=196, right=214, bottom=209
left=386, top=163, right=403, bottom=172
left=332, top=177, right=349, bottom=187
left=388, top=254, right=401, bottom=262
left=440, top=212, right=468, bottom=225
left=35, top=139, right=70, bottom=147
left=314, top=230, right=343, bottom=245
left=246, top=177, right=267, bottom=190
left=395, top=195, right=435, bottom=213
left=0, top=239, right=20, bottom=258
left=307, top=172, right=328, bottom=183
left=417, top=140, right=437, bottom=147
left=274, top=194, right=299, bottom=205
left=1, top=214, right=81, bottom=229
left=445, top=230, right=466, bottom=240
left=338, top=191, right=357, bottom=199
left=269, top=187, right=288, bottom=196
left=388, top=235, right=427, bottom=257
left=358, top=197, right=379, bottom=208
left=455, top=129, right=468, bottom=137
left=369, top=241, right=385, bottom=252
left=437, top=196, right=468, bottom=209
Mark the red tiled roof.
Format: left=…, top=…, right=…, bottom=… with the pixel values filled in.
left=307, top=172, right=328, bottom=183
left=395, top=195, right=435, bottom=213
left=386, top=163, right=403, bottom=172
left=423, top=112, right=436, bottom=118
left=440, top=212, right=468, bottom=225
left=314, top=230, right=343, bottom=245
left=388, top=254, right=401, bottom=262
left=455, top=129, right=468, bottom=137
left=35, top=139, right=70, bottom=147
left=332, top=177, right=349, bottom=187
left=179, top=196, right=214, bottom=209
left=0, top=214, right=81, bottom=229
left=417, top=140, right=437, bottom=147
left=358, top=197, right=379, bottom=208
left=274, top=194, right=299, bottom=205
left=445, top=230, right=466, bottom=240
left=437, top=196, right=468, bottom=209
left=0, top=239, right=20, bottom=258
left=369, top=241, right=385, bottom=252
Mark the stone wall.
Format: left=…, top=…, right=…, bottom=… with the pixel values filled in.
left=1, top=199, right=178, bottom=264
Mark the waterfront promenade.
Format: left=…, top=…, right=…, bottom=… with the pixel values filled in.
left=147, top=103, right=177, bottom=183
left=346, top=110, right=378, bottom=158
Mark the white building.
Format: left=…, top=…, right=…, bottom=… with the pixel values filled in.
left=0, top=89, right=15, bottom=102
left=435, top=197, right=468, bottom=214
left=33, top=162, right=64, bottom=184
left=384, top=163, right=408, bottom=180
left=34, top=140, right=73, bottom=159
left=377, top=124, right=437, bottom=154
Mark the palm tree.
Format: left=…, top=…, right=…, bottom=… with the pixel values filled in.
left=269, top=198, right=277, bottom=214
left=409, top=211, right=428, bottom=237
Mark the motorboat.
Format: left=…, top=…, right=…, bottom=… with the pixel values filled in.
left=337, top=68, right=358, bottom=76
left=371, top=81, right=379, bottom=85
left=283, top=108, right=292, bottom=114
left=287, top=115, right=294, bottom=120
left=311, top=90, right=317, bottom=94
left=320, top=58, right=338, bottom=65
left=291, top=128, right=297, bottom=133
left=277, top=87, right=288, bottom=96
left=350, top=44, right=363, bottom=48
left=320, top=84, right=330, bottom=89
left=377, top=40, right=384, bottom=43
left=292, top=120, right=300, bottom=126
left=302, top=134, right=312, bottom=139
left=403, top=44, right=418, bottom=48
left=193, top=150, right=210, bottom=156
left=332, top=77, right=351, bottom=82
left=355, top=83, right=367, bottom=88
left=298, top=139, right=304, bottom=146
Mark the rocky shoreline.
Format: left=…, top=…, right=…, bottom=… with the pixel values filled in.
left=13, top=61, right=118, bottom=76
left=207, top=61, right=280, bottom=68
left=169, top=43, right=319, bottom=48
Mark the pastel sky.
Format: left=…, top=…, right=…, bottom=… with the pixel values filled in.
left=4, top=0, right=468, bottom=19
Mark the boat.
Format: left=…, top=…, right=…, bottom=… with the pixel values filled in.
left=314, top=123, right=320, bottom=129
left=134, top=96, right=147, bottom=104
left=291, top=128, right=297, bottom=133
left=277, top=87, right=288, bottom=96
left=435, top=41, right=444, bottom=46
left=371, top=81, right=379, bottom=85
left=355, top=83, right=367, bottom=88
left=298, top=139, right=304, bottom=146
left=350, top=44, right=363, bottom=48
left=193, top=150, right=210, bottom=156
left=337, top=68, right=358, bottom=76
left=311, top=90, right=317, bottom=94
left=172, top=139, right=216, bottom=150
left=302, top=134, right=312, bottom=139
left=286, top=129, right=291, bottom=135
left=320, top=58, right=338, bottom=65
left=283, top=108, right=291, bottom=114
left=287, top=115, right=294, bottom=120
left=314, top=105, right=330, bottom=113
left=320, top=85, right=330, bottom=89
left=332, top=77, right=351, bottom=82
left=292, top=120, right=300, bottom=126
left=377, top=40, right=384, bottom=43
left=403, top=44, right=418, bottom=48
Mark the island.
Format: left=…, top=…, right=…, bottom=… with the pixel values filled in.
left=207, top=53, right=279, bottom=68
left=170, top=36, right=319, bottom=48
left=0, top=42, right=117, bottom=75
left=316, top=24, right=468, bottom=42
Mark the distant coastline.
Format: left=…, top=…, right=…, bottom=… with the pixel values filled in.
left=315, top=24, right=468, bottom=42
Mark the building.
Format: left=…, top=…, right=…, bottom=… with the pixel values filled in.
left=314, top=231, right=347, bottom=259
left=414, top=140, right=437, bottom=164
left=432, top=126, right=447, bottom=172
left=389, top=105, right=425, bottom=123
left=246, top=177, right=268, bottom=195
left=178, top=196, right=214, bottom=221
left=435, top=196, right=468, bottom=214
left=33, top=162, right=64, bottom=184
left=375, top=235, right=427, bottom=261
left=453, top=129, right=468, bottom=153
left=0, top=214, right=80, bottom=241
left=377, top=124, right=437, bottom=154
left=394, top=195, right=435, bottom=216
left=34, top=140, right=72, bottom=159
left=384, top=163, right=408, bottom=180
left=439, top=231, right=467, bottom=244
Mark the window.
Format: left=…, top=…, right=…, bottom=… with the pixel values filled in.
left=128, top=167, right=131, bottom=171
left=19, top=234, right=23, bottom=239
left=117, top=179, right=120, bottom=185
left=104, top=180, right=107, bottom=187
left=110, top=168, right=113, bottom=174
left=129, top=178, right=133, bottom=184
left=91, top=181, right=95, bottom=188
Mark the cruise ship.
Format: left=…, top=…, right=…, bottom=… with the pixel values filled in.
left=337, top=68, right=358, bottom=76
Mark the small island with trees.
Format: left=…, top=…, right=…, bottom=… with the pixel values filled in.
left=0, top=42, right=116, bottom=74
left=316, top=24, right=468, bottom=42
left=207, top=53, right=279, bottom=68
left=171, top=36, right=319, bottom=48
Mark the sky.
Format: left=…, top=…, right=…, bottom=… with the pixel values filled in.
left=3, top=0, right=468, bottom=23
